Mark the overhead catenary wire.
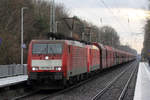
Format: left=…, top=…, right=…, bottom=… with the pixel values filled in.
left=112, top=0, right=134, bottom=34
left=110, top=0, right=145, bottom=49
left=108, top=0, right=144, bottom=34
left=96, top=0, right=132, bottom=34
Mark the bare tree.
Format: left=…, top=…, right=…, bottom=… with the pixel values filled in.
left=98, top=26, right=120, bottom=47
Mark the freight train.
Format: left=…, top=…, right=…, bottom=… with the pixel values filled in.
left=27, top=40, right=135, bottom=89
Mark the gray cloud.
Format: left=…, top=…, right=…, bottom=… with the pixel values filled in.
left=56, top=0, right=148, bottom=9
left=104, top=0, right=148, bottom=9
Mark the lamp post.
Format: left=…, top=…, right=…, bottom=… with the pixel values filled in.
left=55, top=21, right=60, bottom=33
left=50, top=0, right=55, bottom=33
left=21, top=7, right=28, bottom=66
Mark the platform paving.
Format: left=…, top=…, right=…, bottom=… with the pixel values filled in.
left=134, top=62, right=150, bottom=100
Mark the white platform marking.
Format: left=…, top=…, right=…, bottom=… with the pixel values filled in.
left=0, top=75, right=28, bottom=88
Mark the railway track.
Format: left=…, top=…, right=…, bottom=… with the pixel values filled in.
left=12, top=70, right=104, bottom=100
left=91, top=61, right=138, bottom=100
left=11, top=89, right=41, bottom=100
left=11, top=61, right=136, bottom=100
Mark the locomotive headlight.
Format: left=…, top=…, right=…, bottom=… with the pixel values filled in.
left=32, top=67, right=36, bottom=71
left=32, top=67, right=39, bottom=71
left=45, top=56, right=49, bottom=60
left=58, top=67, right=61, bottom=71
left=55, top=66, right=61, bottom=71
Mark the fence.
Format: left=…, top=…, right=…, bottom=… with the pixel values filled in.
left=0, top=64, right=27, bottom=78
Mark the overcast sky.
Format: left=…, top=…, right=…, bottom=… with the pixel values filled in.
left=56, top=0, right=148, bottom=9
left=55, top=0, right=149, bottom=53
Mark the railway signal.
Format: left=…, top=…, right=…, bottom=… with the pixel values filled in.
left=21, top=43, right=26, bottom=49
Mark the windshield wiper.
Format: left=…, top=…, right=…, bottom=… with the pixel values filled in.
left=49, top=46, right=55, bottom=56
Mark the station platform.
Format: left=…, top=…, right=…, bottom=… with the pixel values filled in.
left=0, top=75, right=28, bottom=88
left=134, top=62, right=150, bottom=100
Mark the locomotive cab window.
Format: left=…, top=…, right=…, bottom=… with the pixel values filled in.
left=48, top=44, right=62, bottom=54
left=32, top=44, right=47, bottom=54
left=32, top=43, right=62, bottom=54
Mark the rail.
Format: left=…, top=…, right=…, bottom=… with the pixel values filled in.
left=91, top=61, right=137, bottom=100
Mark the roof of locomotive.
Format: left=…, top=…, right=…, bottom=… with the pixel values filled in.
left=31, top=40, right=87, bottom=47
left=31, top=40, right=67, bottom=43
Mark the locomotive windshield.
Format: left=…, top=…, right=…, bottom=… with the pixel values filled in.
left=32, top=43, right=62, bottom=54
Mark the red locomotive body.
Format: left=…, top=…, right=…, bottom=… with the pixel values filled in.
left=66, top=40, right=88, bottom=80
left=27, top=40, right=68, bottom=88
